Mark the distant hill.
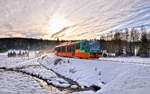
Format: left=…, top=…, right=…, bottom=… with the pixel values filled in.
left=0, top=38, right=61, bottom=52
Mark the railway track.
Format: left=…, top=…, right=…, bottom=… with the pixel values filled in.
left=57, top=56, right=150, bottom=66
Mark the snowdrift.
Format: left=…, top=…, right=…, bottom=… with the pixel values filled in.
left=38, top=54, right=150, bottom=94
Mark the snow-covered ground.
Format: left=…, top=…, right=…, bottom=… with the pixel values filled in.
left=21, top=65, right=70, bottom=88
left=0, top=51, right=39, bottom=68
left=0, top=69, right=54, bottom=94
left=96, top=65, right=150, bottom=94
left=0, top=51, right=64, bottom=94
left=1, top=51, right=150, bottom=94
left=38, top=54, right=150, bottom=94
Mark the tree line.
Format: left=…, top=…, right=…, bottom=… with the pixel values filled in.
left=0, top=25, right=150, bottom=57
left=0, top=38, right=61, bottom=52
left=99, top=26, right=150, bottom=57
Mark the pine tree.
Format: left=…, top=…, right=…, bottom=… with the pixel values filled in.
left=139, top=32, right=149, bottom=57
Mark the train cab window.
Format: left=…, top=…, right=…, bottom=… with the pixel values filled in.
left=76, top=43, right=80, bottom=49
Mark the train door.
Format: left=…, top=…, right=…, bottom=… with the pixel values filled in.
left=56, top=48, right=58, bottom=56
left=72, top=45, right=75, bottom=56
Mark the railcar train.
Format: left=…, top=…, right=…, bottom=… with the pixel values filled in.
left=55, top=40, right=102, bottom=58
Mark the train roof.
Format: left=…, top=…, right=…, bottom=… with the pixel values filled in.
left=56, top=41, right=78, bottom=48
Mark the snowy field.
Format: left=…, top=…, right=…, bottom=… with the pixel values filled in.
left=0, top=69, right=53, bottom=94
left=1, top=51, right=150, bottom=94
left=0, top=52, right=63, bottom=94
left=39, top=54, right=150, bottom=94
left=0, top=51, right=39, bottom=69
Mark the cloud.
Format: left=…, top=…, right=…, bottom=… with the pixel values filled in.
left=0, top=0, right=150, bottom=40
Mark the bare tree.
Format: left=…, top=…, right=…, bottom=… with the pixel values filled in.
left=114, top=32, right=121, bottom=40
left=125, top=28, right=129, bottom=41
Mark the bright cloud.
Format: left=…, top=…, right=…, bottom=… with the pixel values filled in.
left=0, top=0, right=150, bottom=40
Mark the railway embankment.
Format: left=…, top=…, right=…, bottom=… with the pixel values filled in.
left=38, top=54, right=150, bottom=94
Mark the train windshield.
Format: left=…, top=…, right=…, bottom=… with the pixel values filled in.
left=89, top=41, right=100, bottom=51
left=80, top=40, right=100, bottom=52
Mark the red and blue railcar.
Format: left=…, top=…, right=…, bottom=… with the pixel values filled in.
left=55, top=40, right=101, bottom=58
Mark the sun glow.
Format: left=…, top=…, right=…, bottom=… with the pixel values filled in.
left=49, top=15, right=72, bottom=35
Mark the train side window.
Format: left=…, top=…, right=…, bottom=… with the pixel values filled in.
left=61, top=47, right=63, bottom=52
left=67, top=46, right=68, bottom=52
left=64, top=46, right=66, bottom=52
left=70, top=46, right=71, bottom=52
left=62, top=47, right=64, bottom=52
left=67, top=46, right=69, bottom=52
left=60, top=47, right=62, bottom=52
left=58, top=47, right=60, bottom=52
left=62, top=46, right=66, bottom=52
left=70, top=45, right=72, bottom=52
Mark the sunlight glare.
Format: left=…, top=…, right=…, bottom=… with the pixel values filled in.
left=49, top=15, right=72, bottom=35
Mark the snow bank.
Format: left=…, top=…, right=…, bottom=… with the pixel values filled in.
left=2, top=52, right=150, bottom=94
left=0, top=52, right=70, bottom=89
left=38, top=54, right=104, bottom=88
left=39, top=54, right=150, bottom=94
left=96, top=65, right=150, bottom=94
left=72, top=90, right=95, bottom=94
left=21, top=65, right=70, bottom=88
left=0, top=69, right=54, bottom=94
left=38, top=54, right=134, bottom=88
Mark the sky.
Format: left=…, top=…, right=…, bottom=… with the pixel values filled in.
left=0, top=0, right=150, bottom=40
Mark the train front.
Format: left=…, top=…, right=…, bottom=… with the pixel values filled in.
left=80, top=40, right=102, bottom=58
